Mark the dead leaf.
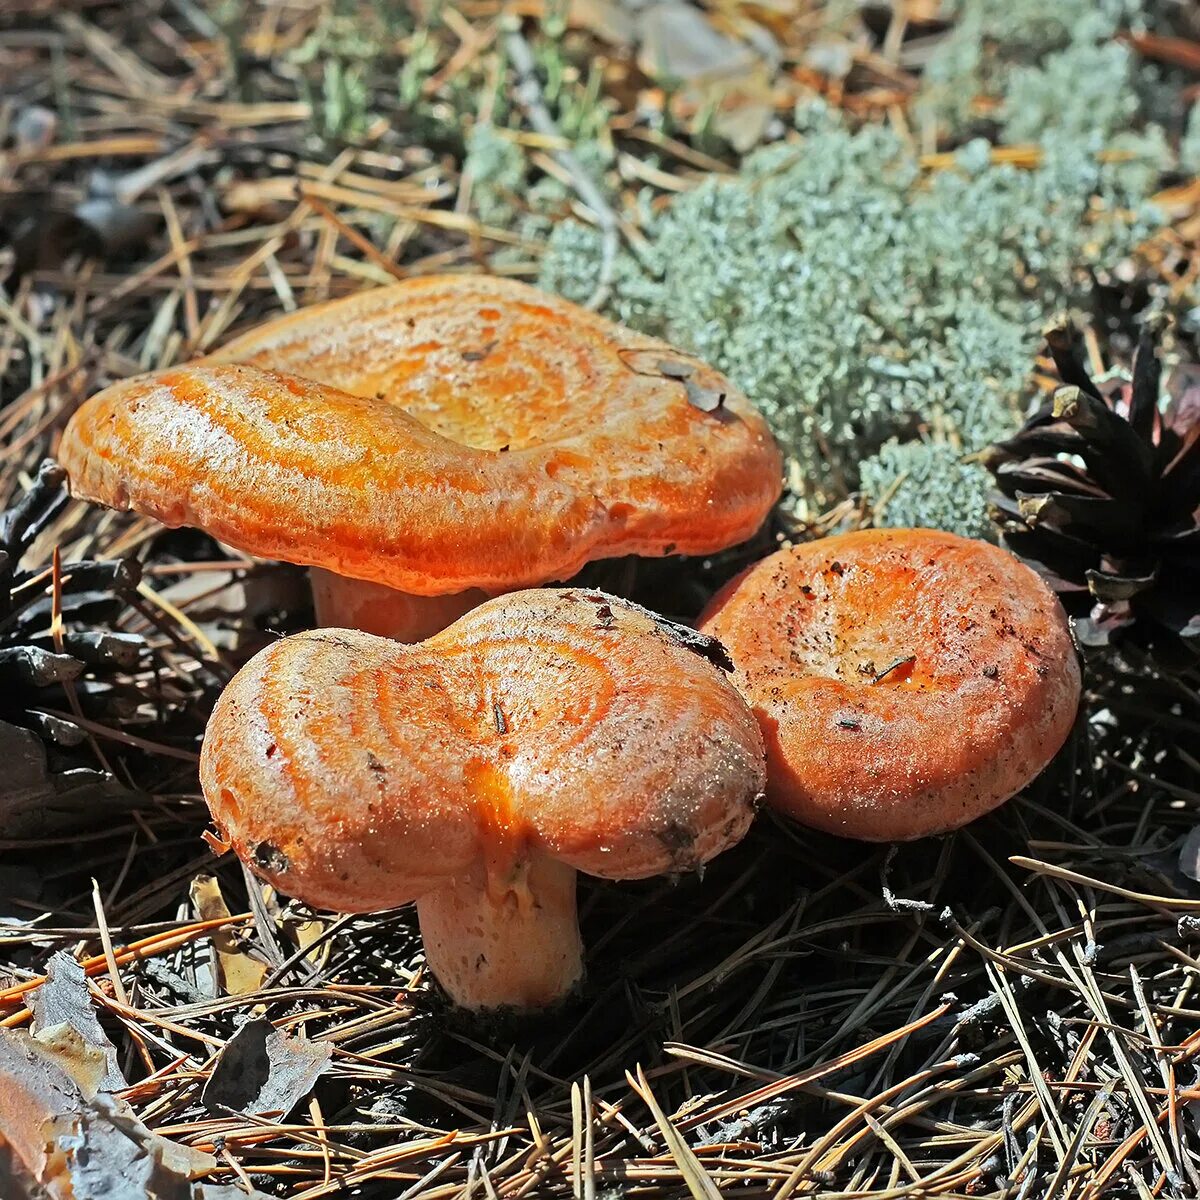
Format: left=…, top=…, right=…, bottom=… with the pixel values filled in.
left=189, top=874, right=268, bottom=997
left=620, top=351, right=729, bottom=411
left=569, top=0, right=636, bottom=45
left=281, top=904, right=328, bottom=970
left=0, top=1026, right=262, bottom=1200
left=804, top=40, right=855, bottom=80
left=29, top=1024, right=111, bottom=1100
left=30, top=951, right=126, bottom=1094
left=201, top=1018, right=332, bottom=1118
left=710, top=84, right=776, bottom=154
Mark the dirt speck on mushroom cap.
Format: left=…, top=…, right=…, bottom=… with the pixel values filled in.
left=700, top=528, right=1082, bottom=842
left=200, top=588, right=765, bottom=912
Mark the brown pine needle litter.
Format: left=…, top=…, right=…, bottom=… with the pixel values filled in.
left=2, top=2, right=1200, bottom=1197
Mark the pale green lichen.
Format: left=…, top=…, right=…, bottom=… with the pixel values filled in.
left=918, top=0, right=1146, bottom=140
left=464, top=127, right=618, bottom=278
left=536, top=2, right=1169, bottom=536
left=540, top=120, right=1160, bottom=503
left=462, top=125, right=528, bottom=229
left=999, top=41, right=1141, bottom=144
left=859, top=441, right=994, bottom=540
left=462, top=30, right=618, bottom=240
left=1182, top=103, right=1200, bottom=175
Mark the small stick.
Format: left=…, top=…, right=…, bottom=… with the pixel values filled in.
left=0, top=912, right=254, bottom=1021
left=91, top=876, right=129, bottom=1005
left=300, top=190, right=409, bottom=283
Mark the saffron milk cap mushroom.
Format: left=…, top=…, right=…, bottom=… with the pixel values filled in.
left=60, top=276, right=782, bottom=641
left=699, top=529, right=1081, bottom=842
left=200, top=588, right=766, bottom=1011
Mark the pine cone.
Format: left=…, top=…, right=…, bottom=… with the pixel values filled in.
left=0, top=459, right=145, bottom=748
left=985, top=321, right=1200, bottom=665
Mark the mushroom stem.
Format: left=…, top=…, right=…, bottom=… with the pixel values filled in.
left=310, top=568, right=487, bottom=643
left=416, top=854, right=583, bottom=1011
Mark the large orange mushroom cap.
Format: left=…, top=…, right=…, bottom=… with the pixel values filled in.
left=59, top=276, right=782, bottom=597
left=201, top=588, right=765, bottom=1009
left=700, top=529, right=1082, bottom=842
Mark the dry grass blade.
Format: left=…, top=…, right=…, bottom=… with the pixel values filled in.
left=629, top=1065, right=725, bottom=1200
left=1010, top=856, right=1200, bottom=912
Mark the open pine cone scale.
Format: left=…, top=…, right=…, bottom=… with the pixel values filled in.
left=986, top=323, right=1200, bottom=660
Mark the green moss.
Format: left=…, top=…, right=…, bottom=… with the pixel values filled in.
left=288, top=1, right=408, bottom=140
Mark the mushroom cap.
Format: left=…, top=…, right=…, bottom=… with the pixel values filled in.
left=60, top=276, right=782, bottom=594
left=699, top=529, right=1081, bottom=841
left=200, top=588, right=765, bottom=912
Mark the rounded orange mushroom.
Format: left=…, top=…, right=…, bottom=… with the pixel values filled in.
left=699, top=529, right=1081, bottom=842
left=200, top=588, right=765, bottom=1011
left=60, top=276, right=782, bottom=641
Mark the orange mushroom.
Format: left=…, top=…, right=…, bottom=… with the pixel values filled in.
left=60, top=276, right=782, bottom=641
left=200, top=588, right=765, bottom=1010
left=700, top=529, right=1081, bottom=842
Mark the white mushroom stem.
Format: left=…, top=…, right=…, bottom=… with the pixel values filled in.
left=416, top=854, right=583, bottom=1011
left=310, top=568, right=487, bottom=643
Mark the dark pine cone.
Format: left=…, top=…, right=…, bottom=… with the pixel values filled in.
left=985, top=321, right=1200, bottom=665
left=0, top=459, right=146, bottom=749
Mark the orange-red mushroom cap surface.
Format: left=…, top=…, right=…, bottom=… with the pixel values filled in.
left=200, top=589, right=765, bottom=1008
left=59, top=276, right=782, bottom=595
left=700, top=529, right=1081, bottom=842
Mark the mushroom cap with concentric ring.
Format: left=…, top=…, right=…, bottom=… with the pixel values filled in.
left=200, top=588, right=766, bottom=912
left=59, top=276, right=782, bottom=594
left=699, top=529, right=1081, bottom=841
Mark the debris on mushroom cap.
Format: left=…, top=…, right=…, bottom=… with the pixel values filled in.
left=569, top=589, right=736, bottom=672
left=60, top=276, right=782, bottom=595
left=699, top=529, right=1082, bottom=842
left=200, top=588, right=766, bottom=913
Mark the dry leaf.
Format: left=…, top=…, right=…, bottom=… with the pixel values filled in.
left=568, top=0, right=636, bottom=45
left=709, top=75, right=777, bottom=154
left=0, top=1027, right=261, bottom=1200
left=30, top=952, right=126, bottom=1094
left=189, top=874, right=268, bottom=996
left=281, top=905, right=327, bottom=970
left=637, top=2, right=759, bottom=82
left=202, top=1018, right=332, bottom=1118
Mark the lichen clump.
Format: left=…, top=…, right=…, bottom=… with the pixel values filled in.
left=528, top=0, right=1170, bottom=536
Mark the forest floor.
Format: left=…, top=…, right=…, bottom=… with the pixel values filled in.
left=2, top=2, right=1200, bottom=1197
